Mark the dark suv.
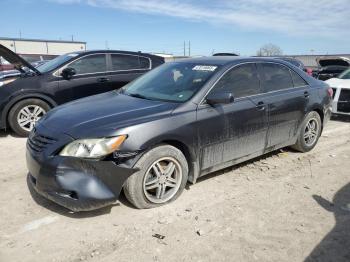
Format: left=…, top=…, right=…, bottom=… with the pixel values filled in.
left=27, top=57, right=332, bottom=211
left=0, top=44, right=164, bottom=136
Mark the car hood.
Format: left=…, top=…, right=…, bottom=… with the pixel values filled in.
left=40, top=91, right=179, bottom=138
left=325, top=78, right=350, bottom=89
left=317, top=57, right=350, bottom=67
left=0, top=44, right=40, bottom=75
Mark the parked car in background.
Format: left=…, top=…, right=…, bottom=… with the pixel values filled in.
left=326, top=68, right=350, bottom=115
left=26, top=57, right=332, bottom=211
left=316, top=57, right=350, bottom=81
left=31, top=60, right=50, bottom=68
left=0, top=69, right=20, bottom=79
left=0, top=44, right=164, bottom=136
left=213, top=52, right=239, bottom=56
left=0, top=60, right=50, bottom=80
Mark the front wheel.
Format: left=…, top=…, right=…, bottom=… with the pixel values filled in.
left=8, top=98, right=51, bottom=137
left=124, top=144, right=188, bottom=209
left=292, top=111, right=322, bottom=152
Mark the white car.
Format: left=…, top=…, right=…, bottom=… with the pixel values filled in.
left=326, top=69, right=350, bottom=115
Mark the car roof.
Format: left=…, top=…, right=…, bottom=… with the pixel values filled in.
left=174, top=56, right=293, bottom=66
left=67, top=49, right=162, bottom=59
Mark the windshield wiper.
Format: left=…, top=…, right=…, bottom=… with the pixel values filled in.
left=126, top=93, right=150, bottom=100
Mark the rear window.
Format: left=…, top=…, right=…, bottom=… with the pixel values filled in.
left=111, top=54, right=150, bottom=70
left=259, top=63, right=294, bottom=92
left=290, top=70, right=308, bottom=87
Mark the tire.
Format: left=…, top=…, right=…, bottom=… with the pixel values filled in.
left=8, top=98, right=51, bottom=137
left=292, top=111, right=322, bottom=153
left=124, top=144, right=188, bottom=209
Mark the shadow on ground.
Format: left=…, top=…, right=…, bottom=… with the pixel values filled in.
left=195, top=149, right=284, bottom=184
left=0, top=129, right=21, bottom=138
left=331, top=114, right=350, bottom=123
left=305, top=182, right=350, bottom=262
left=26, top=173, right=123, bottom=218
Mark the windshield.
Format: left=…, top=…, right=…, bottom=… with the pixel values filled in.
left=36, top=53, right=80, bottom=73
left=123, top=62, right=220, bottom=103
left=338, top=68, right=350, bottom=79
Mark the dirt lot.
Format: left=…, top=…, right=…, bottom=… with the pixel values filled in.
left=0, top=117, right=349, bottom=262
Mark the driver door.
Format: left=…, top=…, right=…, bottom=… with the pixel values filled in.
left=196, top=63, right=268, bottom=171
left=56, top=54, right=110, bottom=103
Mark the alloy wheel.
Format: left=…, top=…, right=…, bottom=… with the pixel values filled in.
left=143, top=157, right=182, bottom=204
left=303, top=118, right=319, bottom=147
left=17, top=105, right=46, bottom=132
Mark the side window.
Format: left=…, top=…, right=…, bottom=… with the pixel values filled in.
left=139, top=57, right=151, bottom=69
left=111, top=54, right=149, bottom=70
left=290, top=70, right=308, bottom=87
left=211, top=63, right=260, bottom=98
left=259, top=63, right=294, bottom=92
left=68, top=54, right=107, bottom=74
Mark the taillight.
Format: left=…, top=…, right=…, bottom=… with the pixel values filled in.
left=306, top=68, right=313, bottom=76
left=327, top=88, right=333, bottom=98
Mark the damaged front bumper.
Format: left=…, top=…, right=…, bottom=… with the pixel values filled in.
left=26, top=149, right=137, bottom=212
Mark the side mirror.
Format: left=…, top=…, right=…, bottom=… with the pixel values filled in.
left=206, top=91, right=234, bottom=105
left=61, top=67, right=76, bottom=80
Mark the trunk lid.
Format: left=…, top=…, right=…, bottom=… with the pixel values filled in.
left=317, top=56, right=350, bottom=67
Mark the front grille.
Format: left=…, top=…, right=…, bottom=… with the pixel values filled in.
left=338, top=89, right=350, bottom=113
left=27, top=129, right=56, bottom=153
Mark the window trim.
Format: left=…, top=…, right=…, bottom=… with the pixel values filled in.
left=200, top=61, right=310, bottom=105
left=53, top=52, right=152, bottom=77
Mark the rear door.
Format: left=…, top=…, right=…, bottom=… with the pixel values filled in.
left=257, top=62, right=309, bottom=148
left=106, top=54, right=151, bottom=90
left=196, top=63, right=268, bottom=171
left=57, top=53, right=110, bottom=102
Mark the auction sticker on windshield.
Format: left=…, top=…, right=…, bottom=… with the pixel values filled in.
left=192, top=65, right=217, bottom=71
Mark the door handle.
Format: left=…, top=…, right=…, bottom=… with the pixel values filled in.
left=304, top=91, right=310, bottom=98
left=97, top=77, right=109, bottom=83
left=256, top=101, right=265, bottom=111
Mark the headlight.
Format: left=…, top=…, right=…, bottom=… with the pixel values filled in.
left=59, top=135, right=127, bottom=159
left=0, top=78, right=16, bottom=87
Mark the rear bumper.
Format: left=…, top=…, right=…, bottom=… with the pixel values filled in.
left=26, top=149, right=137, bottom=212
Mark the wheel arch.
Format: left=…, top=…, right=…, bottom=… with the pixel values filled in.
left=309, top=106, right=324, bottom=132
left=156, top=139, right=199, bottom=184
left=2, top=93, right=57, bottom=129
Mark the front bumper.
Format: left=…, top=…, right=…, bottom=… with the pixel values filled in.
left=26, top=149, right=137, bottom=212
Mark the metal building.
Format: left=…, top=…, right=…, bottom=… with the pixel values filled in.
left=0, top=37, right=86, bottom=62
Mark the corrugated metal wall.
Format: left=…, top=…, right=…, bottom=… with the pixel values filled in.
left=0, top=38, right=86, bottom=55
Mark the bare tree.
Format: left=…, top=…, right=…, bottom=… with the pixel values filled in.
left=257, top=43, right=283, bottom=56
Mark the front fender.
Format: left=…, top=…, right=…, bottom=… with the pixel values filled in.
left=1, top=92, right=57, bottom=129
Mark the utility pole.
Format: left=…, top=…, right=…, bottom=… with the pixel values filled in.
left=183, top=41, right=186, bottom=56
left=188, top=41, right=191, bottom=57
left=71, top=35, right=74, bottom=42
left=19, top=30, right=22, bottom=39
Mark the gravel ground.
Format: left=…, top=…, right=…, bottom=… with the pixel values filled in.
left=0, top=117, right=349, bottom=262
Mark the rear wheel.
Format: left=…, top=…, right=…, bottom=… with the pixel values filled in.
left=124, top=144, right=188, bottom=209
left=8, top=98, right=51, bottom=137
left=292, top=111, right=322, bottom=152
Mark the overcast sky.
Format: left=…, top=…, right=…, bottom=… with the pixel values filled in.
left=1, top=0, right=350, bottom=55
